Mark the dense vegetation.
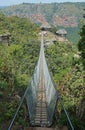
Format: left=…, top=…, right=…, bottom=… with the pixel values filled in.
left=0, top=13, right=85, bottom=130
left=0, top=13, right=40, bottom=129
left=78, top=23, right=85, bottom=69
left=46, top=41, right=85, bottom=129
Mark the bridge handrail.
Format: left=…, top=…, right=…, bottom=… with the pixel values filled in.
left=58, top=95, right=74, bottom=130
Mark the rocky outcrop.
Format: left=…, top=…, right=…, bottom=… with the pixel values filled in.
left=53, top=15, right=78, bottom=27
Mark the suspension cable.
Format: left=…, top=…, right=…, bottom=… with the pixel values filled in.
left=58, top=95, right=74, bottom=130
left=8, top=87, right=29, bottom=130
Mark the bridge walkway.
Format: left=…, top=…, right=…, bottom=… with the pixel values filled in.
left=34, top=34, right=48, bottom=126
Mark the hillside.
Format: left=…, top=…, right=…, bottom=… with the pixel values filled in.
left=1, top=2, right=85, bottom=43
left=0, top=13, right=85, bottom=130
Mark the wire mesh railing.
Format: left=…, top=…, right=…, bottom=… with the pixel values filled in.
left=8, top=32, right=74, bottom=130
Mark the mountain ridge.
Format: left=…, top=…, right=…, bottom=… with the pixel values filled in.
left=1, top=2, right=85, bottom=25
left=1, top=2, right=85, bottom=43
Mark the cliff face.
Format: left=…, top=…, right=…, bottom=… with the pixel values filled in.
left=53, top=15, right=78, bottom=27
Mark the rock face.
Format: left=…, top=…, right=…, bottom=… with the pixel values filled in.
left=53, top=15, right=78, bottom=27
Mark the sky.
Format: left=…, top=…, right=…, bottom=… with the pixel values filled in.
left=0, top=0, right=85, bottom=6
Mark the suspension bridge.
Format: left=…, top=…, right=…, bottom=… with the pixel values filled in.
left=8, top=32, right=74, bottom=130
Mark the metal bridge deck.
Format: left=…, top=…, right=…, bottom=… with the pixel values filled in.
left=24, top=127, right=57, bottom=130
left=34, top=42, right=48, bottom=126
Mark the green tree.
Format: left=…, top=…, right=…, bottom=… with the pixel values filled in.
left=78, top=9, right=85, bottom=69
left=78, top=25, right=85, bottom=68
